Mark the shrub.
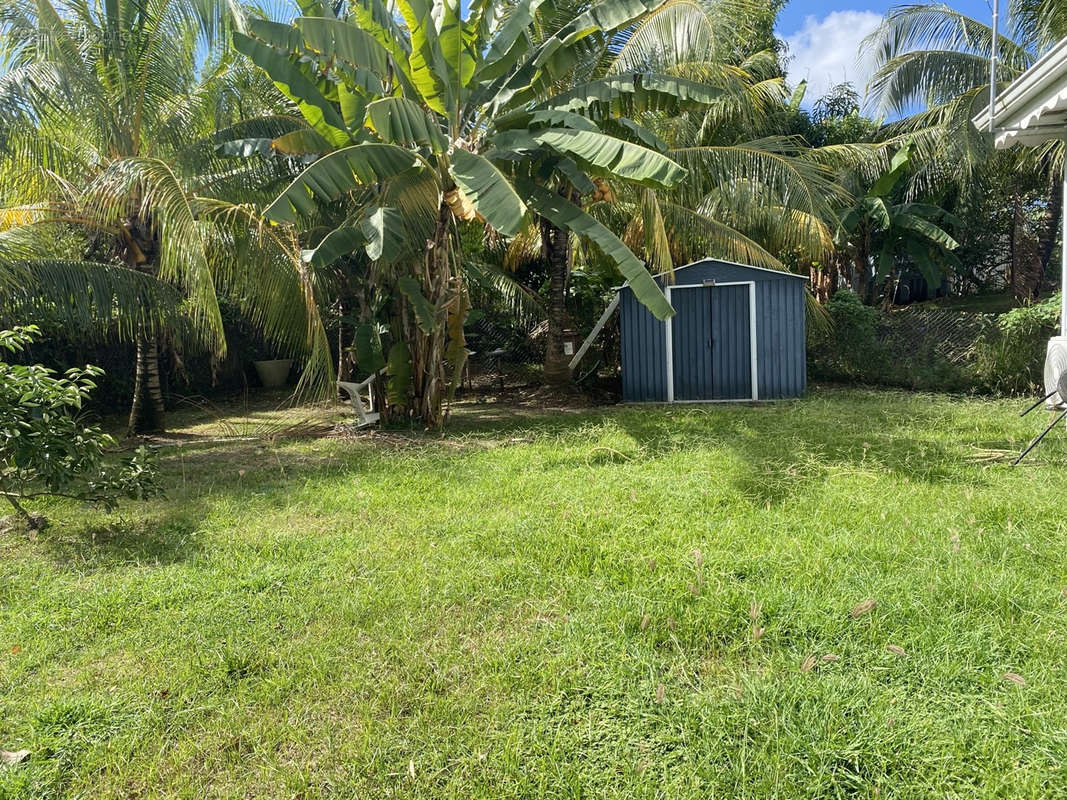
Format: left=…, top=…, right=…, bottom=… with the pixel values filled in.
left=0, top=326, right=162, bottom=529
left=808, top=290, right=892, bottom=381
left=974, top=293, right=1060, bottom=395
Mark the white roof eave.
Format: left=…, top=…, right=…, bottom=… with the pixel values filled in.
left=973, top=37, right=1067, bottom=149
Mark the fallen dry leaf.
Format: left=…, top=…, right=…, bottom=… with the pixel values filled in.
left=654, top=683, right=666, bottom=703
left=639, top=614, right=651, bottom=631
left=691, top=549, right=703, bottom=569
left=1003, top=672, right=1027, bottom=687
left=0, top=750, right=29, bottom=767
left=886, top=644, right=907, bottom=657
left=751, top=625, right=765, bottom=642
left=821, top=654, right=840, bottom=663
left=850, top=599, right=877, bottom=618
left=800, top=654, right=817, bottom=673
left=9, top=646, right=19, bottom=655
left=408, top=759, right=416, bottom=779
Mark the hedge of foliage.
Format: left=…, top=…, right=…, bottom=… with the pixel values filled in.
left=809, top=290, right=1062, bottom=396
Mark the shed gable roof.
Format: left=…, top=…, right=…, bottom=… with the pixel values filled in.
left=654, top=258, right=809, bottom=281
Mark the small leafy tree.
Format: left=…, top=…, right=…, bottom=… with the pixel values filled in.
left=0, top=327, right=161, bottom=529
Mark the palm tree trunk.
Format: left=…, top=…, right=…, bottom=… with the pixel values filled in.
left=129, top=331, right=165, bottom=434
left=541, top=216, right=572, bottom=388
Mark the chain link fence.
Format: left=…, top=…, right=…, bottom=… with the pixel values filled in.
left=878, top=307, right=998, bottom=366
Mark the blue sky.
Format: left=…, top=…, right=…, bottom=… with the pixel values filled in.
left=778, top=0, right=994, bottom=106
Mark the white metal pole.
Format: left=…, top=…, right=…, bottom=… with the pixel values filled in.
left=1062, top=164, right=1067, bottom=336
left=990, top=0, right=999, bottom=132
left=664, top=286, right=674, bottom=403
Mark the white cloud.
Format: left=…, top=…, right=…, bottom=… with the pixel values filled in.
left=784, top=10, right=884, bottom=108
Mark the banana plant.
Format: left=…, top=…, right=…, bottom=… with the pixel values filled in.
left=837, top=143, right=961, bottom=304
left=233, top=0, right=725, bottom=424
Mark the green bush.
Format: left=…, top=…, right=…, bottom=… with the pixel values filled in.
left=808, top=290, right=892, bottom=380
left=1, top=326, right=162, bottom=529
left=974, top=293, right=1060, bottom=395
left=808, top=290, right=976, bottom=392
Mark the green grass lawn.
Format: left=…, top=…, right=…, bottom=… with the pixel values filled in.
left=4, top=387, right=1067, bottom=798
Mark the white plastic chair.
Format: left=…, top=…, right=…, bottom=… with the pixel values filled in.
left=337, top=373, right=381, bottom=428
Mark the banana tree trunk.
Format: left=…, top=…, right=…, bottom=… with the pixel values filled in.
left=395, top=202, right=465, bottom=428
left=129, top=332, right=165, bottom=434
left=541, top=216, right=572, bottom=388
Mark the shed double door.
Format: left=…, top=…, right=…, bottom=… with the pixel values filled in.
left=670, top=284, right=753, bottom=400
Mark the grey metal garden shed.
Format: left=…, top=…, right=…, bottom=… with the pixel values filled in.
left=619, top=259, right=808, bottom=403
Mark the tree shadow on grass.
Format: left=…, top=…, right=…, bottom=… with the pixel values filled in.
left=40, top=389, right=1032, bottom=547
left=26, top=510, right=205, bottom=571
left=438, top=391, right=1018, bottom=507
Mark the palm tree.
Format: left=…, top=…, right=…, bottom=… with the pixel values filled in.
left=0, top=0, right=331, bottom=432
left=864, top=2, right=1067, bottom=298
left=234, top=0, right=725, bottom=423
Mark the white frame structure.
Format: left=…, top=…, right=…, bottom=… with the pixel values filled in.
left=665, top=281, right=758, bottom=403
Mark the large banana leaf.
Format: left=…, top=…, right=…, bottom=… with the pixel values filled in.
left=494, top=109, right=601, bottom=132
left=536, top=74, right=724, bottom=119
left=233, top=31, right=351, bottom=148
left=366, top=97, right=447, bottom=151
left=271, top=129, right=332, bottom=155
left=437, top=0, right=477, bottom=92
left=478, top=0, right=545, bottom=79
left=265, top=144, right=427, bottom=223
left=517, top=179, right=673, bottom=320
left=552, top=0, right=666, bottom=50
left=360, top=206, right=410, bottom=262
left=532, top=129, right=686, bottom=189
left=497, top=0, right=668, bottom=101
left=602, top=117, right=668, bottom=152
left=550, top=156, right=596, bottom=194
left=895, top=213, right=959, bottom=250
left=303, top=226, right=366, bottom=268
left=355, top=321, right=387, bottom=374
left=449, top=149, right=527, bottom=236
left=395, top=0, right=454, bottom=116
left=303, top=206, right=412, bottom=266
left=869, top=142, right=911, bottom=197
left=295, top=17, right=407, bottom=98
left=346, top=0, right=414, bottom=78
left=396, top=275, right=438, bottom=332
left=297, top=17, right=391, bottom=77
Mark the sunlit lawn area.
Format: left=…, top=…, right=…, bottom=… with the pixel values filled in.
left=4, top=387, right=1067, bottom=798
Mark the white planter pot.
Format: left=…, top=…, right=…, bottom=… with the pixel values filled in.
left=253, top=359, right=292, bottom=388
